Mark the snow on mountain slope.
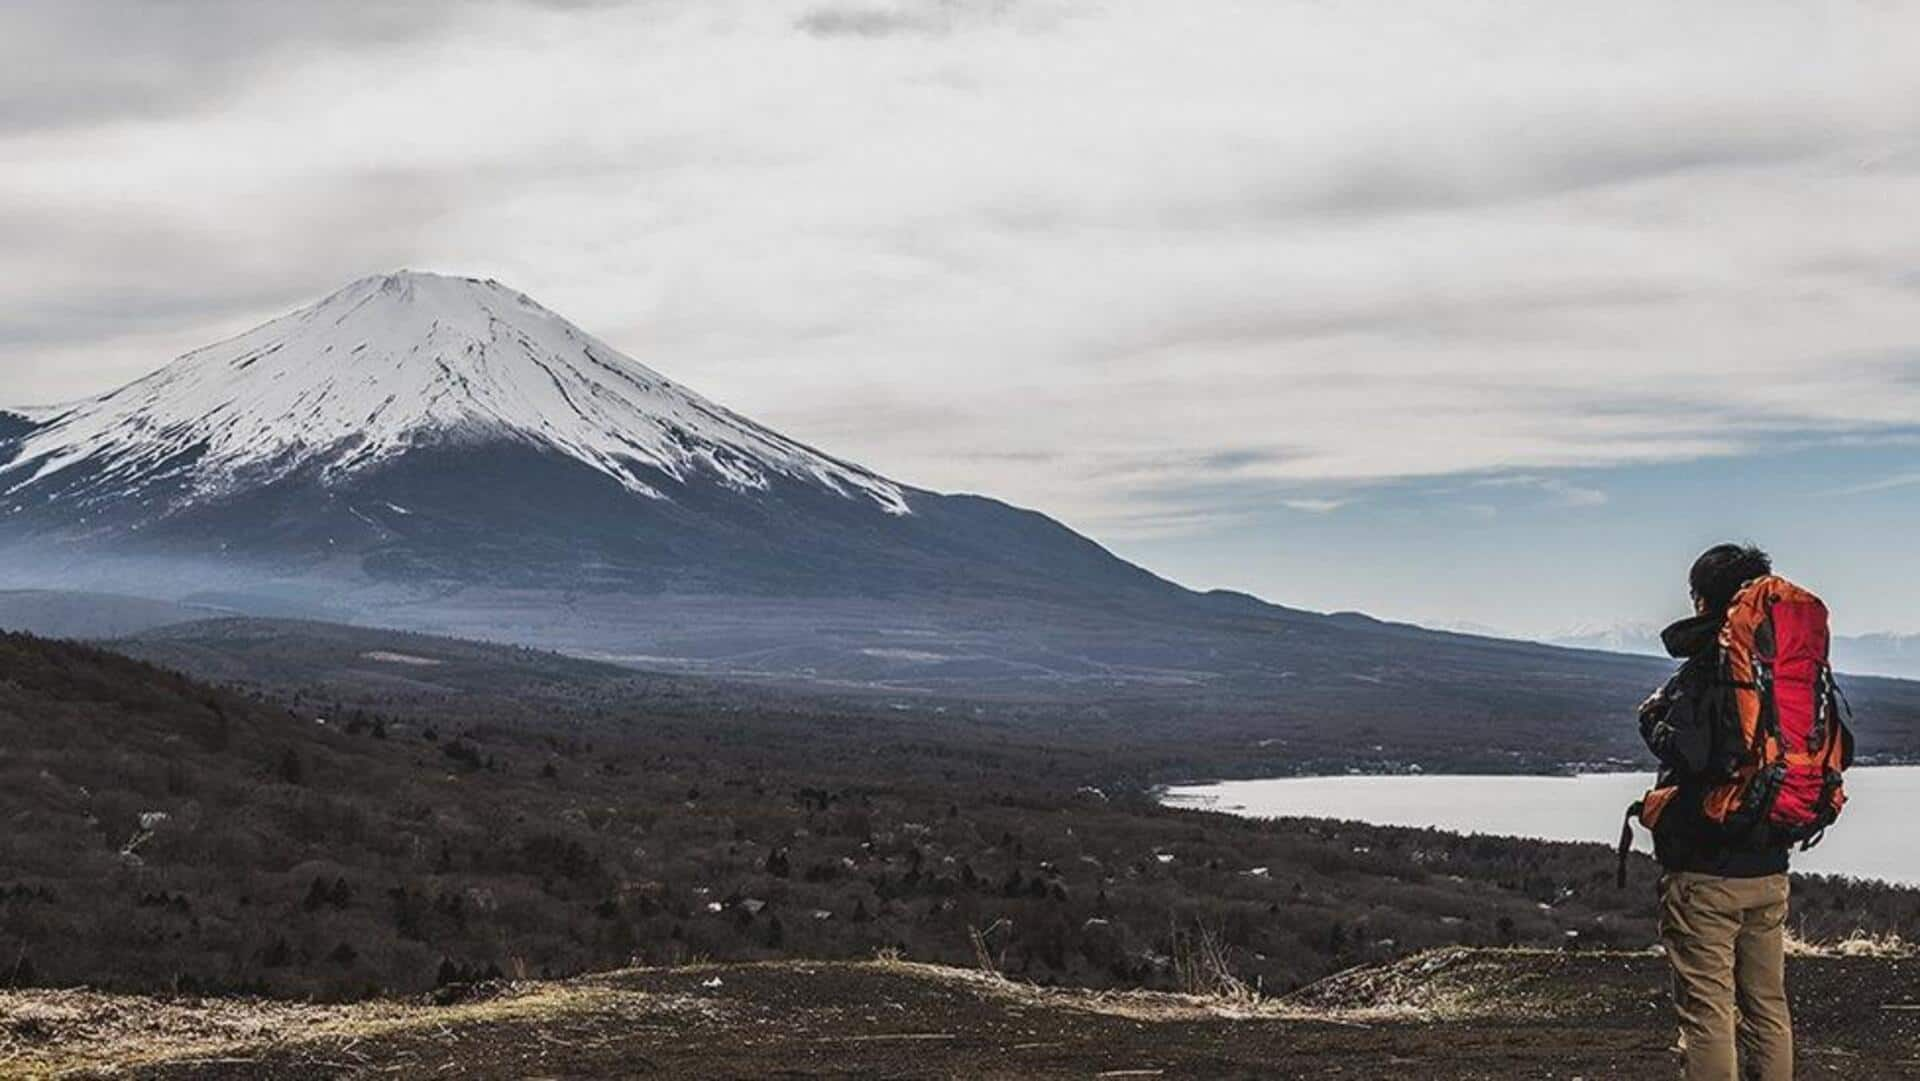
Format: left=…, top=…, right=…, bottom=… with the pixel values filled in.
left=3, top=271, right=908, bottom=516
left=1548, top=621, right=1664, bottom=656
left=1543, top=620, right=1920, bottom=680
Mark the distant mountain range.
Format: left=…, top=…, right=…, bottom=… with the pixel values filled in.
left=1422, top=618, right=1920, bottom=683
left=4, top=271, right=1918, bottom=760
left=1546, top=622, right=1920, bottom=683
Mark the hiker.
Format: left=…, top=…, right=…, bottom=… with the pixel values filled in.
left=1625, top=544, right=1853, bottom=1081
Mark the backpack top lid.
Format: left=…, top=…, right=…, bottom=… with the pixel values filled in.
left=1719, top=574, right=1829, bottom=666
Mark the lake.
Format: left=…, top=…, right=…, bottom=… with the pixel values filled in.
left=1161, top=765, right=1920, bottom=887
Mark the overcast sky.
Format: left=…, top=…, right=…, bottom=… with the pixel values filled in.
left=5, top=0, right=1919, bottom=635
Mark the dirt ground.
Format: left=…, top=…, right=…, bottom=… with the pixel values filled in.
left=4, top=949, right=1919, bottom=1079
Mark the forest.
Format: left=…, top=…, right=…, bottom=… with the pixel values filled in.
left=3, top=627, right=1916, bottom=1002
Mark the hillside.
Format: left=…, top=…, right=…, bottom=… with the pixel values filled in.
left=5, top=630, right=1919, bottom=1007
left=0, top=589, right=1908, bottom=779
left=6, top=950, right=1918, bottom=1078
left=99, top=612, right=1920, bottom=776
left=0, top=590, right=225, bottom=641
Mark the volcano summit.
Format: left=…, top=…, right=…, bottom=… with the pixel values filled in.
left=3, top=271, right=904, bottom=529
left=0, top=272, right=1151, bottom=600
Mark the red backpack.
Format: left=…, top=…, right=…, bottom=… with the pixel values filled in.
left=1625, top=576, right=1853, bottom=874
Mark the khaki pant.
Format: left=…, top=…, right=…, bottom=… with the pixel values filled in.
left=1659, top=871, right=1792, bottom=1081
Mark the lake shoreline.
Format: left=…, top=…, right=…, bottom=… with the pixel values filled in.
left=1154, top=753, right=1920, bottom=793
left=1158, top=765, right=1920, bottom=888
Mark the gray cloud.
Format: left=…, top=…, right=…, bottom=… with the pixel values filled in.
left=798, top=7, right=949, bottom=38
left=0, top=0, right=640, bottom=134
left=796, top=0, right=1015, bottom=38
left=1087, top=278, right=1686, bottom=367
left=0, top=2, right=471, bottom=134
left=3, top=0, right=1918, bottom=541
left=1197, top=449, right=1303, bottom=473
left=1313, top=119, right=1833, bottom=220
left=0, top=169, right=453, bottom=352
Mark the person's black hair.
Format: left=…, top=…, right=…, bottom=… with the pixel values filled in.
left=1689, top=543, right=1772, bottom=611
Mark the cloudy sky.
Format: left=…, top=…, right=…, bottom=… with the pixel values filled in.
left=5, top=0, right=1919, bottom=636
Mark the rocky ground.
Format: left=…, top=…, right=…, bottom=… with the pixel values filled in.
left=5, top=948, right=1919, bottom=1079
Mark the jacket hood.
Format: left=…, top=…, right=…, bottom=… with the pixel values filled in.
left=1660, top=612, right=1723, bottom=659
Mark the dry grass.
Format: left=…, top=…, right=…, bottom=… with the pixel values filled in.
left=1280, top=946, right=1682, bottom=1023
left=0, top=987, right=404, bottom=1078
left=0, top=982, right=685, bottom=1079
left=1282, top=947, right=1487, bottom=1019
left=2, top=959, right=1320, bottom=1078
left=969, top=919, right=1012, bottom=983
left=1168, top=920, right=1260, bottom=1009
left=865, top=958, right=1304, bottom=1023
left=1786, top=928, right=1915, bottom=959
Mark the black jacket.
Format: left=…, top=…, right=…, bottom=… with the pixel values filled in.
left=1637, top=613, right=1789, bottom=878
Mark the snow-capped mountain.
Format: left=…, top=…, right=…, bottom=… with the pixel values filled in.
left=0, top=272, right=1172, bottom=606
left=4, top=272, right=906, bottom=521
